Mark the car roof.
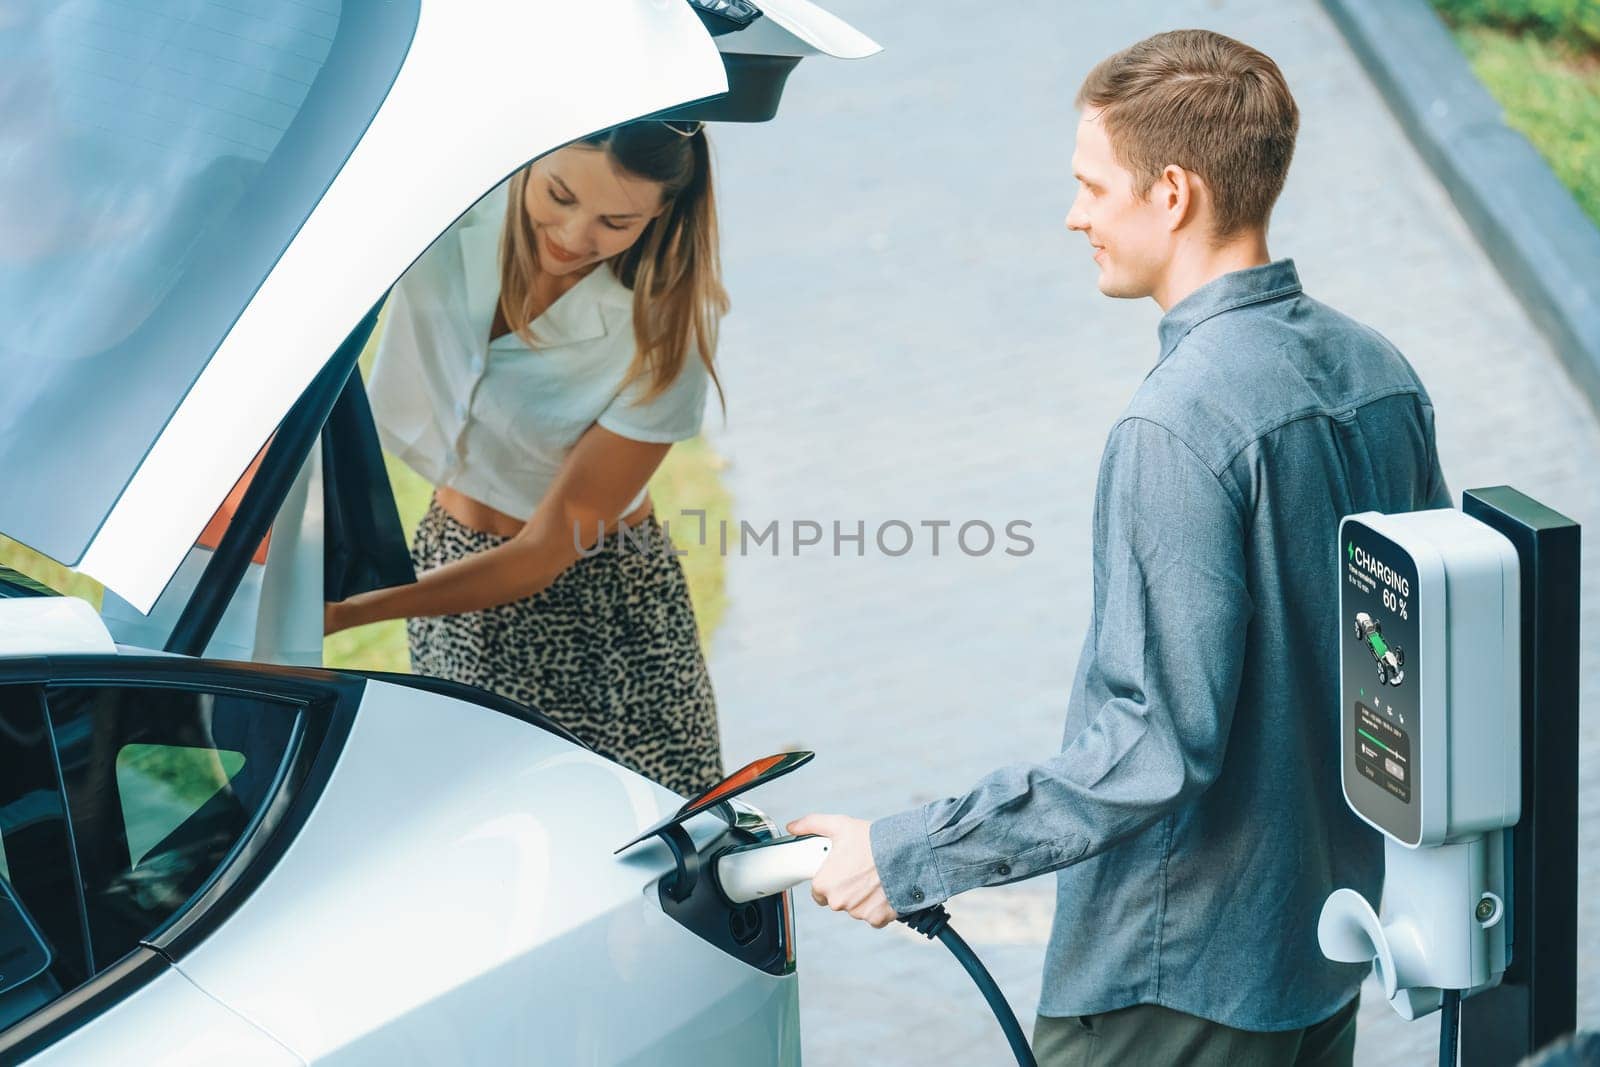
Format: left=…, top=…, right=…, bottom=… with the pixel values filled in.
left=0, top=0, right=876, bottom=614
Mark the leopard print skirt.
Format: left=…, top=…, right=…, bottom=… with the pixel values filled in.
left=406, top=499, right=724, bottom=798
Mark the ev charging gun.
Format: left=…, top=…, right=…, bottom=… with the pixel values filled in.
left=714, top=834, right=832, bottom=904
left=616, top=753, right=1039, bottom=1067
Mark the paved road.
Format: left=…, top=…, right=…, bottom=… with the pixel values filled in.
left=704, top=2, right=1600, bottom=1063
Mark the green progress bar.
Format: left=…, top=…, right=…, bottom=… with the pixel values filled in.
left=1358, top=727, right=1401, bottom=760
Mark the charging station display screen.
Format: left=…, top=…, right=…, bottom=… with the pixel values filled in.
left=1341, top=520, right=1421, bottom=843
left=1354, top=701, right=1411, bottom=803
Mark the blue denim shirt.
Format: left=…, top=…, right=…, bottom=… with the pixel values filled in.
left=870, top=260, right=1451, bottom=1031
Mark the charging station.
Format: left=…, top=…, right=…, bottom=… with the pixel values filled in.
left=618, top=486, right=1576, bottom=1067
left=1318, top=487, right=1579, bottom=1065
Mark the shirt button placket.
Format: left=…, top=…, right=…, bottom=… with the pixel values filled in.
left=450, top=356, right=483, bottom=469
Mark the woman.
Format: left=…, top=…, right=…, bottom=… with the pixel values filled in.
left=325, top=121, right=727, bottom=797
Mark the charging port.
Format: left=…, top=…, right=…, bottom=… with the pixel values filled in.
left=729, top=902, right=763, bottom=945
left=657, top=829, right=791, bottom=975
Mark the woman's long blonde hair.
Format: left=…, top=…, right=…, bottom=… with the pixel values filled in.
left=499, top=123, right=728, bottom=409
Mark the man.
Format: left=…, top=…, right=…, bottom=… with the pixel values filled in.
left=789, top=29, right=1451, bottom=1066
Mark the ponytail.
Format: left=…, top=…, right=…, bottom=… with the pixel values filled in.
left=612, top=127, right=727, bottom=411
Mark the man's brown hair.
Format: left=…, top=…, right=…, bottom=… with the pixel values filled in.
left=1076, top=29, right=1299, bottom=238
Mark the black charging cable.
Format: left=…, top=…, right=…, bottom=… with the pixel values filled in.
left=1439, top=988, right=1461, bottom=1067
left=901, top=905, right=1039, bottom=1067
left=903, top=897, right=1466, bottom=1067
left=903, top=900, right=1469, bottom=1067
left=902, top=901, right=1471, bottom=1067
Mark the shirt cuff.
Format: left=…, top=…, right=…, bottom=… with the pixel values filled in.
left=870, top=806, right=951, bottom=915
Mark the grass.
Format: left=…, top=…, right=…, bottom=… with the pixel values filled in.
left=646, top=431, right=732, bottom=645
left=1442, top=19, right=1600, bottom=228
left=1432, top=0, right=1600, bottom=52
left=0, top=536, right=104, bottom=609
left=0, top=314, right=733, bottom=670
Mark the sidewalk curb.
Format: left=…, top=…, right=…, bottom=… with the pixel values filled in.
left=1321, top=0, right=1600, bottom=407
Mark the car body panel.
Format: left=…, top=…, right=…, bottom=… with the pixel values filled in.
left=175, top=680, right=799, bottom=1064
left=23, top=965, right=302, bottom=1066
left=0, top=598, right=115, bottom=657
left=721, top=0, right=882, bottom=59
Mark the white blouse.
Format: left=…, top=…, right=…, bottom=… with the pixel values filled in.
left=367, top=179, right=710, bottom=521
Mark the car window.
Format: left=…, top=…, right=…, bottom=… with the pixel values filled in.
left=0, top=875, right=52, bottom=995
left=45, top=685, right=301, bottom=971
left=0, top=873, right=55, bottom=1035
left=116, top=744, right=249, bottom=868
left=1, top=667, right=356, bottom=1048
left=0, top=0, right=421, bottom=566
left=0, top=685, right=89, bottom=1013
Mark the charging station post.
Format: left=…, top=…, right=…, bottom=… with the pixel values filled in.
left=1458, top=487, right=1580, bottom=1066
left=1317, top=486, right=1579, bottom=1066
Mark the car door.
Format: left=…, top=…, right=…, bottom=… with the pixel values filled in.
left=0, top=659, right=361, bottom=1062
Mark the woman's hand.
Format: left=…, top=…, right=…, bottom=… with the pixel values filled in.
left=328, top=426, right=672, bottom=628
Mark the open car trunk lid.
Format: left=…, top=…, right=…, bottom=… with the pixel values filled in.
left=0, top=0, right=876, bottom=618
left=0, top=0, right=728, bottom=613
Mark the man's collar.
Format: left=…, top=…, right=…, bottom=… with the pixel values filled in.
left=1156, top=259, right=1302, bottom=363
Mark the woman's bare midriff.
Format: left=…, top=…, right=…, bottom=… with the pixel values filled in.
left=435, top=486, right=654, bottom=539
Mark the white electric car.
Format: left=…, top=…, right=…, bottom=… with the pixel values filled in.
left=0, top=2, right=876, bottom=1063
